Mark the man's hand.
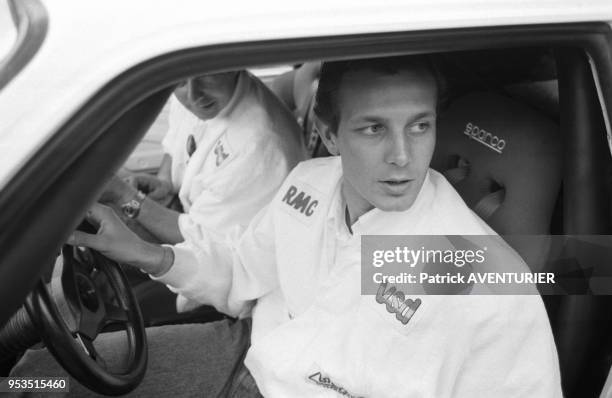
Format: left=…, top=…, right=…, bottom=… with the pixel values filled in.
left=124, top=173, right=173, bottom=202
left=67, top=203, right=171, bottom=275
left=99, top=175, right=136, bottom=205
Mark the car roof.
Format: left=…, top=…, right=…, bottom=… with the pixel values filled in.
left=1, top=0, right=612, bottom=187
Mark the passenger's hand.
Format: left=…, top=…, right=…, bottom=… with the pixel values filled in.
left=98, top=175, right=136, bottom=205
left=124, top=173, right=173, bottom=201
left=67, top=203, right=167, bottom=274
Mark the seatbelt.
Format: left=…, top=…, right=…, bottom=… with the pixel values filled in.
left=294, top=78, right=323, bottom=157
left=473, top=189, right=505, bottom=220
left=444, top=165, right=468, bottom=185
left=443, top=161, right=505, bottom=221
left=300, top=93, right=320, bottom=156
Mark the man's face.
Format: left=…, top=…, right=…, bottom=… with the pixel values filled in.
left=174, top=72, right=239, bottom=120
left=331, top=68, right=437, bottom=217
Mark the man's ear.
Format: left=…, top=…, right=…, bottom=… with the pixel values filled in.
left=315, top=118, right=339, bottom=156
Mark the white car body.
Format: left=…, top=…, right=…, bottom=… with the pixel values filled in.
left=1, top=0, right=612, bottom=187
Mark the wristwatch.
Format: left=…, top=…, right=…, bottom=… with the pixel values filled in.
left=121, top=190, right=146, bottom=219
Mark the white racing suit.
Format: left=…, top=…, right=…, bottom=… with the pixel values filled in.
left=155, top=156, right=562, bottom=397
left=161, top=70, right=304, bottom=311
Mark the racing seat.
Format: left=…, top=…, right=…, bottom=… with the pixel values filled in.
left=430, top=91, right=562, bottom=265
left=271, top=62, right=329, bottom=158
left=430, top=87, right=610, bottom=398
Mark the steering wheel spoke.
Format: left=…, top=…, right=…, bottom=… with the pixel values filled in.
left=104, top=302, right=129, bottom=324
left=76, top=332, right=108, bottom=370
left=26, top=238, right=147, bottom=395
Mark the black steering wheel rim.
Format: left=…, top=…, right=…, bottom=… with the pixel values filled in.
left=25, top=244, right=147, bottom=396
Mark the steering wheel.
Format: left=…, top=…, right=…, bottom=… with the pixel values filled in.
left=25, top=228, right=147, bottom=396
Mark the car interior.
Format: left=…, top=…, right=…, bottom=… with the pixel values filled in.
left=1, top=24, right=612, bottom=397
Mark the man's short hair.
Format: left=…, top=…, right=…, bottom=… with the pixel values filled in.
left=314, top=55, right=444, bottom=133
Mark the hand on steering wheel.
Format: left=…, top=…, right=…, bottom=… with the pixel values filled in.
left=26, top=221, right=147, bottom=396
left=68, top=203, right=170, bottom=276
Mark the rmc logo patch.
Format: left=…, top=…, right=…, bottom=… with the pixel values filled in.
left=282, top=185, right=318, bottom=216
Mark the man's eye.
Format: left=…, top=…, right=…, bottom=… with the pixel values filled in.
left=408, top=121, right=431, bottom=134
left=362, top=124, right=386, bottom=135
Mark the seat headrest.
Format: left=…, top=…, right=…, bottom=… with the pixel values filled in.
left=290, top=63, right=330, bottom=158
left=432, top=91, right=561, bottom=237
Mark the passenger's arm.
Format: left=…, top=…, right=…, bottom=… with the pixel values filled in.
left=123, top=155, right=174, bottom=202
left=133, top=138, right=291, bottom=246
left=100, top=175, right=183, bottom=244
left=135, top=197, right=182, bottom=243
left=156, top=153, right=173, bottom=185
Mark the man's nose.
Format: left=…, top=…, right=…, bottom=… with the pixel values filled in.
left=384, top=131, right=411, bottom=167
left=174, top=80, right=194, bottom=103
left=185, top=80, right=198, bottom=103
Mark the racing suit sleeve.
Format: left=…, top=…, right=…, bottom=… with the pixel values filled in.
left=452, top=295, right=562, bottom=397
left=151, top=201, right=280, bottom=318
left=157, top=137, right=288, bottom=315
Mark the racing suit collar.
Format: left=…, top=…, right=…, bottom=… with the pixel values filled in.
left=333, top=169, right=434, bottom=237
left=214, top=70, right=251, bottom=120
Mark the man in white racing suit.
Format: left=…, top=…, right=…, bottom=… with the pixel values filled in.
left=101, top=70, right=305, bottom=313
left=14, top=55, right=562, bottom=397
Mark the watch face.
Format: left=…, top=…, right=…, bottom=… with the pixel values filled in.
left=122, top=199, right=140, bottom=219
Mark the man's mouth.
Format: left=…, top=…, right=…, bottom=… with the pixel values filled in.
left=198, top=100, right=216, bottom=109
left=379, top=179, right=413, bottom=194
left=382, top=179, right=411, bottom=184
left=192, top=95, right=216, bottom=109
